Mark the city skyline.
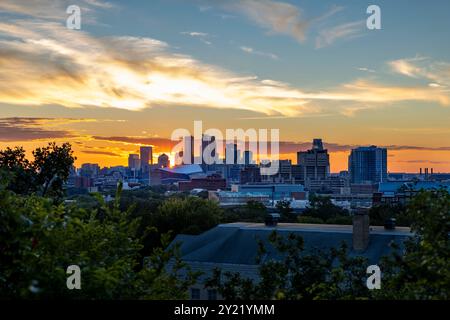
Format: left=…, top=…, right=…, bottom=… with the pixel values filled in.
left=1, top=0, right=450, bottom=173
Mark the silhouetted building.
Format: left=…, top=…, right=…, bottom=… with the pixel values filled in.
left=349, top=146, right=387, bottom=184
left=202, top=135, right=216, bottom=165
left=240, top=166, right=261, bottom=184
left=243, top=150, right=253, bottom=165
left=128, top=154, right=140, bottom=171
left=297, top=139, right=330, bottom=182
left=140, top=146, right=153, bottom=172
left=225, top=143, right=238, bottom=164
left=178, top=174, right=226, bottom=191
left=158, top=153, right=170, bottom=168
left=79, top=163, right=100, bottom=177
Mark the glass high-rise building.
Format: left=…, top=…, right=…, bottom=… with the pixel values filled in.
left=348, top=146, right=387, bottom=184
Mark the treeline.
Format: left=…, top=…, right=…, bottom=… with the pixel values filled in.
left=1, top=143, right=449, bottom=299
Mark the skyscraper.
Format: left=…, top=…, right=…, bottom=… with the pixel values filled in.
left=348, top=146, right=387, bottom=184
left=297, top=139, right=330, bottom=182
left=243, top=150, right=253, bottom=165
left=202, top=135, right=216, bottom=164
left=128, top=154, right=140, bottom=179
left=178, top=136, right=195, bottom=165
left=158, top=153, right=170, bottom=168
left=140, top=146, right=153, bottom=171
left=225, top=143, right=238, bottom=164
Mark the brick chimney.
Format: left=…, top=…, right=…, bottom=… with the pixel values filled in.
left=353, top=211, right=370, bottom=252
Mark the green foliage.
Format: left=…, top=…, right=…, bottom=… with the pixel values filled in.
left=376, top=190, right=450, bottom=299
left=369, top=203, right=410, bottom=227
left=208, top=189, right=450, bottom=300
left=0, top=181, right=197, bottom=299
left=276, top=200, right=296, bottom=222
left=0, top=143, right=75, bottom=199
left=304, top=195, right=350, bottom=221
left=0, top=147, right=35, bottom=194
left=206, top=231, right=371, bottom=300
left=297, top=216, right=325, bottom=224
left=152, top=196, right=222, bottom=237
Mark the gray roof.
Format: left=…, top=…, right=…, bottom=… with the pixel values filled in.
left=159, top=164, right=204, bottom=175
left=378, top=181, right=450, bottom=193
left=171, top=223, right=412, bottom=266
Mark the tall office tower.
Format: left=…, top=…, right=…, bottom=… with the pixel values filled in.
left=158, top=153, right=170, bottom=168
left=243, top=150, right=253, bottom=165
left=180, top=136, right=195, bottom=165
left=202, top=135, right=216, bottom=164
left=140, top=146, right=153, bottom=172
left=128, top=154, right=140, bottom=171
left=79, top=163, right=100, bottom=177
left=297, top=139, right=330, bottom=182
left=278, top=159, right=292, bottom=181
left=225, top=143, right=238, bottom=164
left=312, top=138, right=324, bottom=150
left=348, top=146, right=387, bottom=184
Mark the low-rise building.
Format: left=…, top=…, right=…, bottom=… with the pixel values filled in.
left=169, top=219, right=412, bottom=300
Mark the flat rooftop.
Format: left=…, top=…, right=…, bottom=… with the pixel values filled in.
left=219, top=222, right=412, bottom=236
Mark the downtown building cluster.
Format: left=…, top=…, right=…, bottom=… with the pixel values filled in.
left=68, top=138, right=450, bottom=210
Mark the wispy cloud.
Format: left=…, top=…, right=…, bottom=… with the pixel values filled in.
left=180, top=31, right=212, bottom=45
left=357, top=67, right=376, bottom=73
left=220, top=0, right=309, bottom=43
left=0, top=0, right=115, bottom=24
left=0, top=3, right=449, bottom=119
left=0, top=117, right=84, bottom=141
left=315, top=20, right=365, bottom=48
left=240, top=46, right=278, bottom=60
left=81, top=149, right=121, bottom=157
left=395, top=159, right=450, bottom=164
left=389, top=56, right=450, bottom=87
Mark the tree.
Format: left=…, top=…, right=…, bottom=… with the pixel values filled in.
left=207, top=189, right=450, bottom=300
left=376, top=189, right=450, bottom=299
left=301, top=194, right=349, bottom=222
left=206, top=231, right=370, bottom=300
left=0, top=181, right=197, bottom=299
left=32, top=142, right=75, bottom=198
left=152, top=196, right=222, bottom=241
left=276, top=200, right=295, bottom=222
left=221, top=200, right=268, bottom=223
left=369, top=203, right=409, bottom=227
left=0, top=147, right=35, bottom=194
left=0, top=143, right=75, bottom=198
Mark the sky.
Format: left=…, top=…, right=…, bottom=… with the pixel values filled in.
left=1, top=0, right=450, bottom=172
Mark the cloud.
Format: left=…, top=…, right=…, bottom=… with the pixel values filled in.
left=0, top=117, right=77, bottom=141
left=395, top=159, right=450, bottom=164
left=81, top=150, right=121, bottom=157
left=180, top=31, right=212, bottom=45
left=357, top=67, right=375, bottom=73
left=0, top=7, right=449, bottom=118
left=0, top=19, right=315, bottom=116
left=240, top=46, right=278, bottom=60
left=181, top=31, right=209, bottom=37
left=315, top=20, right=365, bottom=48
left=389, top=56, right=450, bottom=87
left=0, top=0, right=115, bottom=24
left=91, top=135, right=450, bottom=155
left=92, top=136, right=178, bottom=151
left=221, top=0, right=309, bottom=43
